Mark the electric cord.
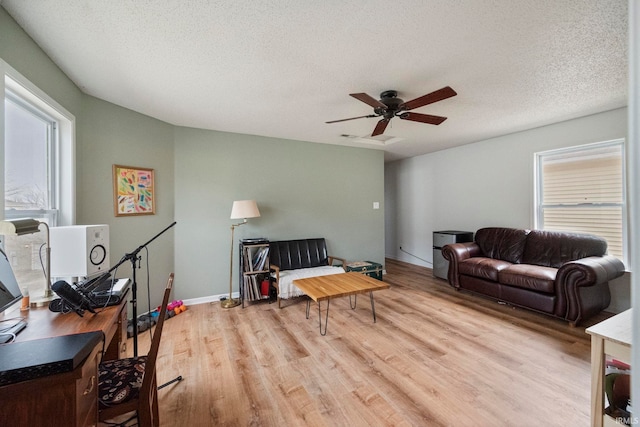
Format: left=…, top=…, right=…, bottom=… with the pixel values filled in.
left=0, top=316, right=26, bottom=343
left=399, top=246, right=432, bottom=266
left=0, top=332, right=16, bottom=342
left=38, top=242, right=47, bottom=281
left=0, top=316, right=26, bottom=332
left=97, top=265, right=121, bottom=311
left=114, top=248, right=152, bottom=343
left=121, top=246, right=155, bottom=346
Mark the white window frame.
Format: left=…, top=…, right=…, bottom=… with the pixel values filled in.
left=1, top=59, right=76, bottom=226
left=534, top=139, right=627, bottom=266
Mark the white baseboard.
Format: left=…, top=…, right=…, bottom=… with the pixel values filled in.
left=182, top=291, right=240, bottom=306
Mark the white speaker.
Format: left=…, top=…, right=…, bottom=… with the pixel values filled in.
left=50, top=225, right=110, bottom=278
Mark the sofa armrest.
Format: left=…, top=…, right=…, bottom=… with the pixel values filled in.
left=557, top=255, right=625, bottom=324
left=269, top=264, right=282, bottom=308
left=441, top=242, right=481, bottom=288
left=270, top=263, right=280, bottom=280
left=328, top=256, right=346, bottom=270
left=558, top=256, right=625, bottom=287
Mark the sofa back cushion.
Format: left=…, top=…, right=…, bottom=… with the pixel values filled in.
left=522, top=230, right=607, bottom=268
left=475, top=227, right=529, bottom=264
left=269, top=238, right=329, bottom=270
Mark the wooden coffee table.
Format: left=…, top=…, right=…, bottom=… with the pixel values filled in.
left=293, top=272, right=390, bottom=335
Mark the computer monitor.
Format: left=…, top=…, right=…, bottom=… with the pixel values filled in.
left=0, top=248, right=23, bottom=314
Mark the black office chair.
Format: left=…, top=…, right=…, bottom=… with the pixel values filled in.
left=97, top=273, right=174, bottom=427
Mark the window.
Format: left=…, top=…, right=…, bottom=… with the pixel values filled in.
left=5, top=89, right=57, bottom=221
left=3, top=88, right=58, bottom=292
left=535, top=139, right=626, bottom=263
left=1, top=61, right=75, bottom=296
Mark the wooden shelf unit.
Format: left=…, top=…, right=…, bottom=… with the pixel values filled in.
left=239, top=239, right=271, bottom=308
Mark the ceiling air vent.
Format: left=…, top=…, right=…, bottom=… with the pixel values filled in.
left=341, top=134, right=404, bottom=146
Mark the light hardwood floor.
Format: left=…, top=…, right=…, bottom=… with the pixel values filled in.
left=124, top=259, right=610, bottom=426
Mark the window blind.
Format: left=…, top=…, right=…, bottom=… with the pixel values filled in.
left=538, top=142, right=624, bottom=260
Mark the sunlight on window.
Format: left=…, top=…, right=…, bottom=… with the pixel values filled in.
left=536, top=140, right=626, bottom=263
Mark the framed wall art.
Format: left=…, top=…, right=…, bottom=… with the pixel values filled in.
left=113, top=164, right=155, bottom=216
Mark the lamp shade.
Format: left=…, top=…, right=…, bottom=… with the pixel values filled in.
left=230, top=200, right=261, bottom=220
left=0, top=218, right=42, bottom=236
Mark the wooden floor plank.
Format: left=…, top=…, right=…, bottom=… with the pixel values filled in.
left=105, top=258, right=611, bottom=426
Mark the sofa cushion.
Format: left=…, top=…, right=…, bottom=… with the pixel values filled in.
left=498, top=264, right=557, bottom=294
left=522, top=230, right=607, bottom=268
left=475, top=228, right=530, bottom=264
left=459, top=257, right=512, bottom=282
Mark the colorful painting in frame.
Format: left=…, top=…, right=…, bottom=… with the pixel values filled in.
left=113, top=165, right=155, bottom=216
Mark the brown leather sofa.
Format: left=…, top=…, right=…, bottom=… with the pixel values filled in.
left=441, top=227, right=625, bottom=325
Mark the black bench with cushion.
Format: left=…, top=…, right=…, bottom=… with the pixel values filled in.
left=269, top=238, right=345, bottom=308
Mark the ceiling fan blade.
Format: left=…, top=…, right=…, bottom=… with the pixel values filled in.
left=371, top=119, right=390, bottom=136
left=350, top=93, right=387, bottom=109
left=326, top=114, right=377, bottom=124
left=399, top=112, right=447, bottom=125
left=401, top=86, right=457, bottom=111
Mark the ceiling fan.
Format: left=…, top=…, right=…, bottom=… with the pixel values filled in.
left=326, top=86, right=457, bottom=137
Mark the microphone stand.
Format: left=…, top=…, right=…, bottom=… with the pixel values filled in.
left=116, top=221, right=177, bottom=357
left=103, top=221, right=182, bottom=390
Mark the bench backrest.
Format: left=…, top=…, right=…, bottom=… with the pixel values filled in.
left=269, top=238, right=329, bottom=270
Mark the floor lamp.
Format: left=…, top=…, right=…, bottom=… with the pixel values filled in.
left=0, top=218, right=53, bottom=303
left=222, top=200, right=261, bottom=309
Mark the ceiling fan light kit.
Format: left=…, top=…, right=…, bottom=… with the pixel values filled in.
left=327, top=86, right=457, bottom=137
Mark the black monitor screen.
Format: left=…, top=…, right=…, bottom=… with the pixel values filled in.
left=0, top=248, right=23, bottom=314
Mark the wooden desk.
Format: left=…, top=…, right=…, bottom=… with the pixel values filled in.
left=585, top=309, right=631, bottom=427
left=0, top=295, right=128, bottom=427
left=294, top=272, right=390, bottom=335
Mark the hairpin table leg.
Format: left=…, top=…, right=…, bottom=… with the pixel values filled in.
left=318, top=299, right=330, bottom=336
left=349, top=295, right=357, bottom=310
left=370, top=291, right=377, bottom=323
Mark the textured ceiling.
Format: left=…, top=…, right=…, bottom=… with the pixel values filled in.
left=0, top=1, right=628, bottom=162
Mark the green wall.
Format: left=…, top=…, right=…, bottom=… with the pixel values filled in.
left=174, top=127, right=385, bottom=300
left=78, top=95, right=176, bottom=309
